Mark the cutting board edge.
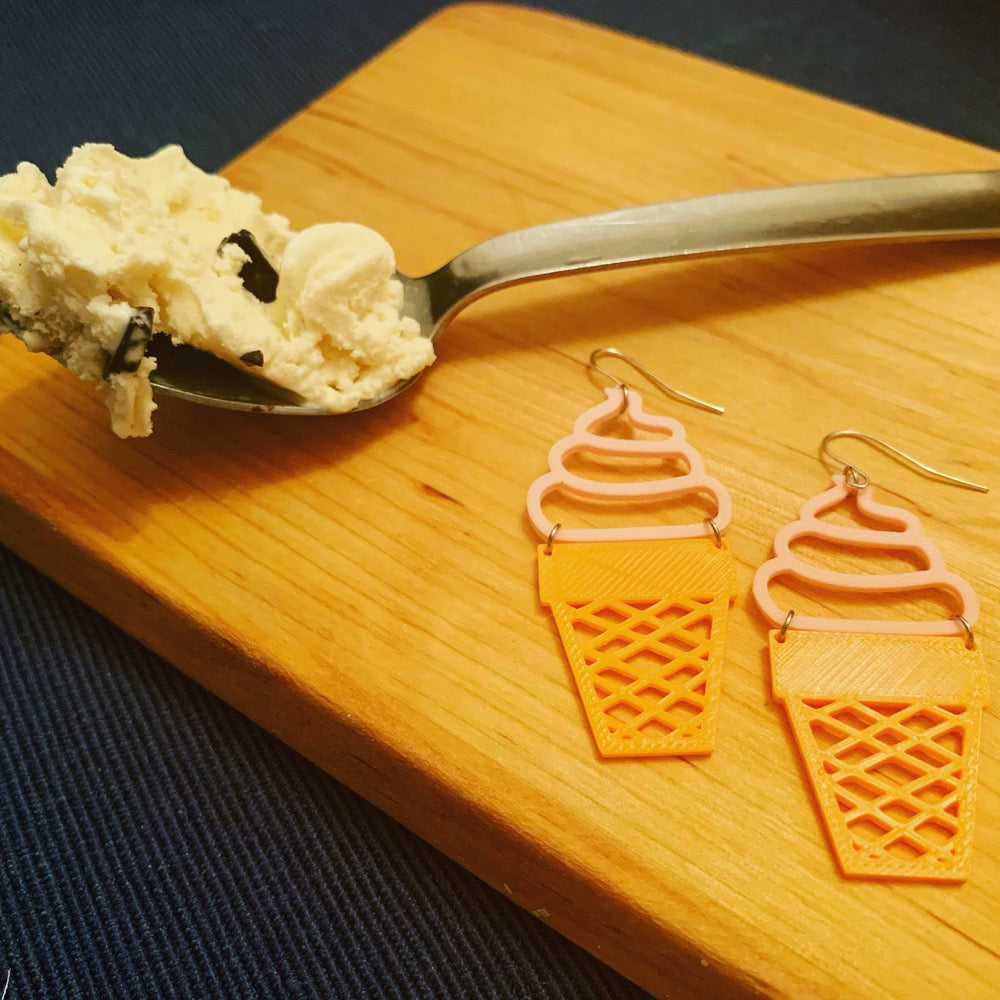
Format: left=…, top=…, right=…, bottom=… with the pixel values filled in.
left=0, top=477, right=785, bottom=1000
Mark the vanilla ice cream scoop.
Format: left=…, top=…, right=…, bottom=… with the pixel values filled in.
left=0, top=143, right=434, bottom=436
left=266, top=222, right=432, bottom=407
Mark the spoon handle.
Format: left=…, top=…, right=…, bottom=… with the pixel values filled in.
left=430, top=171, right=1000, bottom=318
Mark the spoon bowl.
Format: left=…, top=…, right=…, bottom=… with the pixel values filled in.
left=148, top=170, right=1000, bottom=413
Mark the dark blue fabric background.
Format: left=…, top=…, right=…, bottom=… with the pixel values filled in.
left=4, top=0, right=998, bottom=177
left=1, top=3, right=996, bottom=998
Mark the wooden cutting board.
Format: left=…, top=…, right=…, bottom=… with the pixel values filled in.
left=2, top=5, right=998, bottom=997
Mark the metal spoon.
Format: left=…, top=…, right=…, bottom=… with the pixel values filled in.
left=147, top=170, right=1000, bottom=412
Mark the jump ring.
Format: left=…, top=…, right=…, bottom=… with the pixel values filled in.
left=544, top=522, right=561, bottom=554
left=843, top=465, right=870, bottom=490
left=777, top=609, right=795, bottom=643
left=956, top=614, right=975, bottom=650
left=704, top=517, right=722, bottom=548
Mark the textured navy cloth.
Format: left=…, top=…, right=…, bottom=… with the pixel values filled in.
left=1, top=3, right=996, bottom=998
left=3, top=0, right=998, bottom=175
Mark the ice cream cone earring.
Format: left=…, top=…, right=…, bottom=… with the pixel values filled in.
left=752, top=430, right=990, bottom=882
left=526, top=348, right=736, bottom=759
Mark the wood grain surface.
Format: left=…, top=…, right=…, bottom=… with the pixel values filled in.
left=2, top=5, right=999, bottom=997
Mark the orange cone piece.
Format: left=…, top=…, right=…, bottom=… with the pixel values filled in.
left=771, top=630, right=989, bottom=882
left=538, top=537, right=736, bottom=757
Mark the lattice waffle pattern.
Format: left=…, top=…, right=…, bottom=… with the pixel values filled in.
left=771, top=630, right=989, bottom=882
left=537, top=538, right=736, bottom=758
left=551, top=594, right=726, bottom=755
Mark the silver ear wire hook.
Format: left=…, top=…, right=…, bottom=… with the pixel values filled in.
left=820, top=429, right=989, bottom=493
left=587, top=347, right=725, bottom=414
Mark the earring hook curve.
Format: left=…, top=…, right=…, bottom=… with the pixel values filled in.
left=820, top=429, right=988, bottom=493
left=588, top=347, right=724, bottom=414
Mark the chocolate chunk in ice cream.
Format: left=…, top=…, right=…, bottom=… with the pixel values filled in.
left=103, top=306, right=154, bottom=378
left=220, top=229, right=278, bottom=303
